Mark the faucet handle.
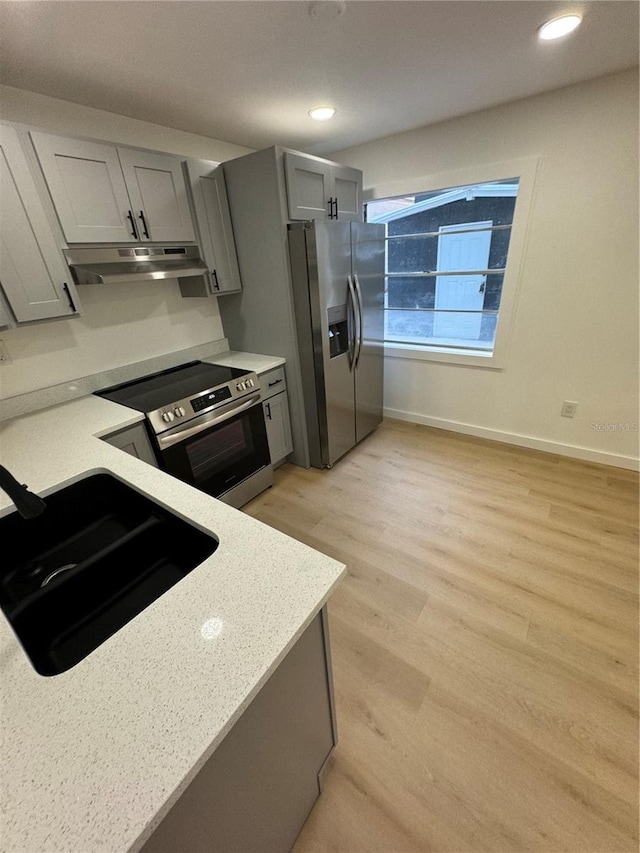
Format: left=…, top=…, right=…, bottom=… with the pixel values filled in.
left=0, top=465, right=46, bottom=519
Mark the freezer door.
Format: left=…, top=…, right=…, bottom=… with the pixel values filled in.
left=351, top=221, right=385, bottom=444
left=311, top=220, right=357, bottom=466
left=289, top=221, right=357, bottom=468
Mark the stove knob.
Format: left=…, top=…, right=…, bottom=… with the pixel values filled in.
left=246, top=379, right=254, bottom=388
left=161, top=411, right=175, bottom=423
left=236, top=382, right=246, bottom=391
left=173, top=406, right=186, bottom=418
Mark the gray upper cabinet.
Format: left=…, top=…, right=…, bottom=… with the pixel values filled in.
left=333, top=163, right=363, bottom=221
left=30, top=133, right=136, bottom=243
left=284, top=151, right=362, bottom=222
left=184, top=159, right=242, bottom=295
left=0, top=124, right=79, bottom=322
left=31, top=131, right=195, bottom=244
left=117, top=148, right=195, bottom=243
left=284, top=152, right=333, bottom=220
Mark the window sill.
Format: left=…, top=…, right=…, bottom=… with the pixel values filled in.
left=384, top=342, right=505, bottom=369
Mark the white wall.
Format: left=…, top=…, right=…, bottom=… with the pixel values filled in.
left=331, top=70, right=639, bottom=468
left=0, top=84, right=253, bottom=398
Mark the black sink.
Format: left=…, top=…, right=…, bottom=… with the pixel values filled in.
left=0, top=472, right=218, bottom=676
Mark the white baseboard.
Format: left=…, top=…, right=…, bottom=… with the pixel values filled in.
left=383, top=408, right=640, bottom=472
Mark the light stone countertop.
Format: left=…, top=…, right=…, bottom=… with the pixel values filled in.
left=0, top=394, right=345, bottom=853
left=204, top=350, right=286, bottom=375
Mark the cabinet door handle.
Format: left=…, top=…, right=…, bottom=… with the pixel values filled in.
left=62, top=282, right=77, bottom=313
left=327, top=197, right=334, bottom=219
left=211, top=269, right=220, bottom=291
left=268, top=378, right=283, bottom=387
left=333, top=197, right=338, bottom=219
left=126, top=210, right=138, bottom=239
left=138, top=210, right=150, bottom=239
left=265, top=402, right=272, bottom=420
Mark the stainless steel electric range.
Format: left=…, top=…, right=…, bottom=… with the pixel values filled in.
left=96, top=361, right=272, bottom=508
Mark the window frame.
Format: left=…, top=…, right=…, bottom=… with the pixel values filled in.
left=365, top=156, right=539, bottom=369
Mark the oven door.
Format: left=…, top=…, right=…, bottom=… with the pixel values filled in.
left=155, top=393, right=271, bottom=499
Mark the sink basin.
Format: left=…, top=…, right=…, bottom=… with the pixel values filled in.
left=0, top=472, right=218, bottom=676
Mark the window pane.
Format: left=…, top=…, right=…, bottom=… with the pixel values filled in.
left=385, top=309, right=497, bottom=349
left=388, top=226, right=511, bottom=273
left=386, top=273, right=505, bottom=312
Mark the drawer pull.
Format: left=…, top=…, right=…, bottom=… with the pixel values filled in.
left=268, top=379, right=283, bottom=387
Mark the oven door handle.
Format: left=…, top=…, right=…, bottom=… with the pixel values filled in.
left=158, top=393, right=262, bottom=449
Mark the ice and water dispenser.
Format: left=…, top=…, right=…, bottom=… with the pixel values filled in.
left=327, top=304, right=349, bottom=359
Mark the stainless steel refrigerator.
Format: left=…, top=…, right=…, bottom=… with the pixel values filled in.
left=288, top=220, right=385, bottom=468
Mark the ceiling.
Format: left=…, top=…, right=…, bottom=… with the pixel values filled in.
left=0, top=1, right=637, bottom=156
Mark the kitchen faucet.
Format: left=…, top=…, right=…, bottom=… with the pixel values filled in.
left=0, top=465, right=46, bottom=519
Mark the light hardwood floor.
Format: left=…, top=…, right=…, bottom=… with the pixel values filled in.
left=244, top=420, right=639, bottom=853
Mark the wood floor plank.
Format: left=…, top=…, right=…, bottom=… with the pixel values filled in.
left=414, top=682, right=638, bottom=850
left=245, top=420, right=639, bottom=852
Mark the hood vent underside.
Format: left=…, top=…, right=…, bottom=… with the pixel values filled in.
left=64, top=246, right=208, bottom=286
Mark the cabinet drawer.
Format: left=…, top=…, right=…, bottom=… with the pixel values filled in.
left=260, top=366, right=286, bottom=400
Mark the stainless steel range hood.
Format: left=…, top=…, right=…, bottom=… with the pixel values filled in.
left=65, top=246, right=209, bottom=285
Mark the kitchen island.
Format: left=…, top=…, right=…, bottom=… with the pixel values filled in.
left=0, top=393, right=345, bottom=852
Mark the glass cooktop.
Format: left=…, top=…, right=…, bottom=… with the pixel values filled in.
left=95, top=361, right=249, bottom=413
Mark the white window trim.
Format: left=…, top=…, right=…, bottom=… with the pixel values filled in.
left=366, top=156, right=540, bottom=369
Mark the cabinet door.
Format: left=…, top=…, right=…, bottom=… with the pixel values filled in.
left=141, top=611, right=335, bottom=853
left=284, top=152, right=332, bottom=220
left=118, top=149, right=195, bottom=243
left=184, top=160, right=242, bottom=294
left=102, top=423, right=158, bottom=467
left=30, top=132, right=136, bottom=243
left=332, top=164, right=363, bottom=221
left=0, top=126, right=79, bottom=321
left=264, top=391, right=293, bottom=465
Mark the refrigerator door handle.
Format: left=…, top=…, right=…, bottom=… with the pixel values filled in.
left=353, top=273, right=364, bottom=368
left=347, top=274, right=359, bottom=371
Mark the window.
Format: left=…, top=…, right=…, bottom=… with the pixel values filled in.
left=365, top=159, right=537, bottom=368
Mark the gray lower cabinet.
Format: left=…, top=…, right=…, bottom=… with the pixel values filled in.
left=141, top=608, right=337, bottom=853
left=101, top=422, right=157, bottom=467
left=0, top=123, right=80, bottom=323
left=261, top=366, right=293, bottom=466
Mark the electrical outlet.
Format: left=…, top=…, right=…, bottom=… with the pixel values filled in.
left=0, top=340, right=11, bottom=364
left=561, top=400, right=578, bottom=418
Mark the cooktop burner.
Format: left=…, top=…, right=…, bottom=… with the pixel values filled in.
left=95, top=361, right=249, bottom=413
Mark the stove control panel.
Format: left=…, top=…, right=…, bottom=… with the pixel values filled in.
left=191, top=386, right=233, bottom=413
left=147, top=370, right=260, bottom=435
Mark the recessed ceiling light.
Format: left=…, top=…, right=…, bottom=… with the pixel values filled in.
left=308, top=1, right=346, bottom=22
left=538, top=14, right=582, bottom=40
left=309, top=107, right=336, bottom=121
